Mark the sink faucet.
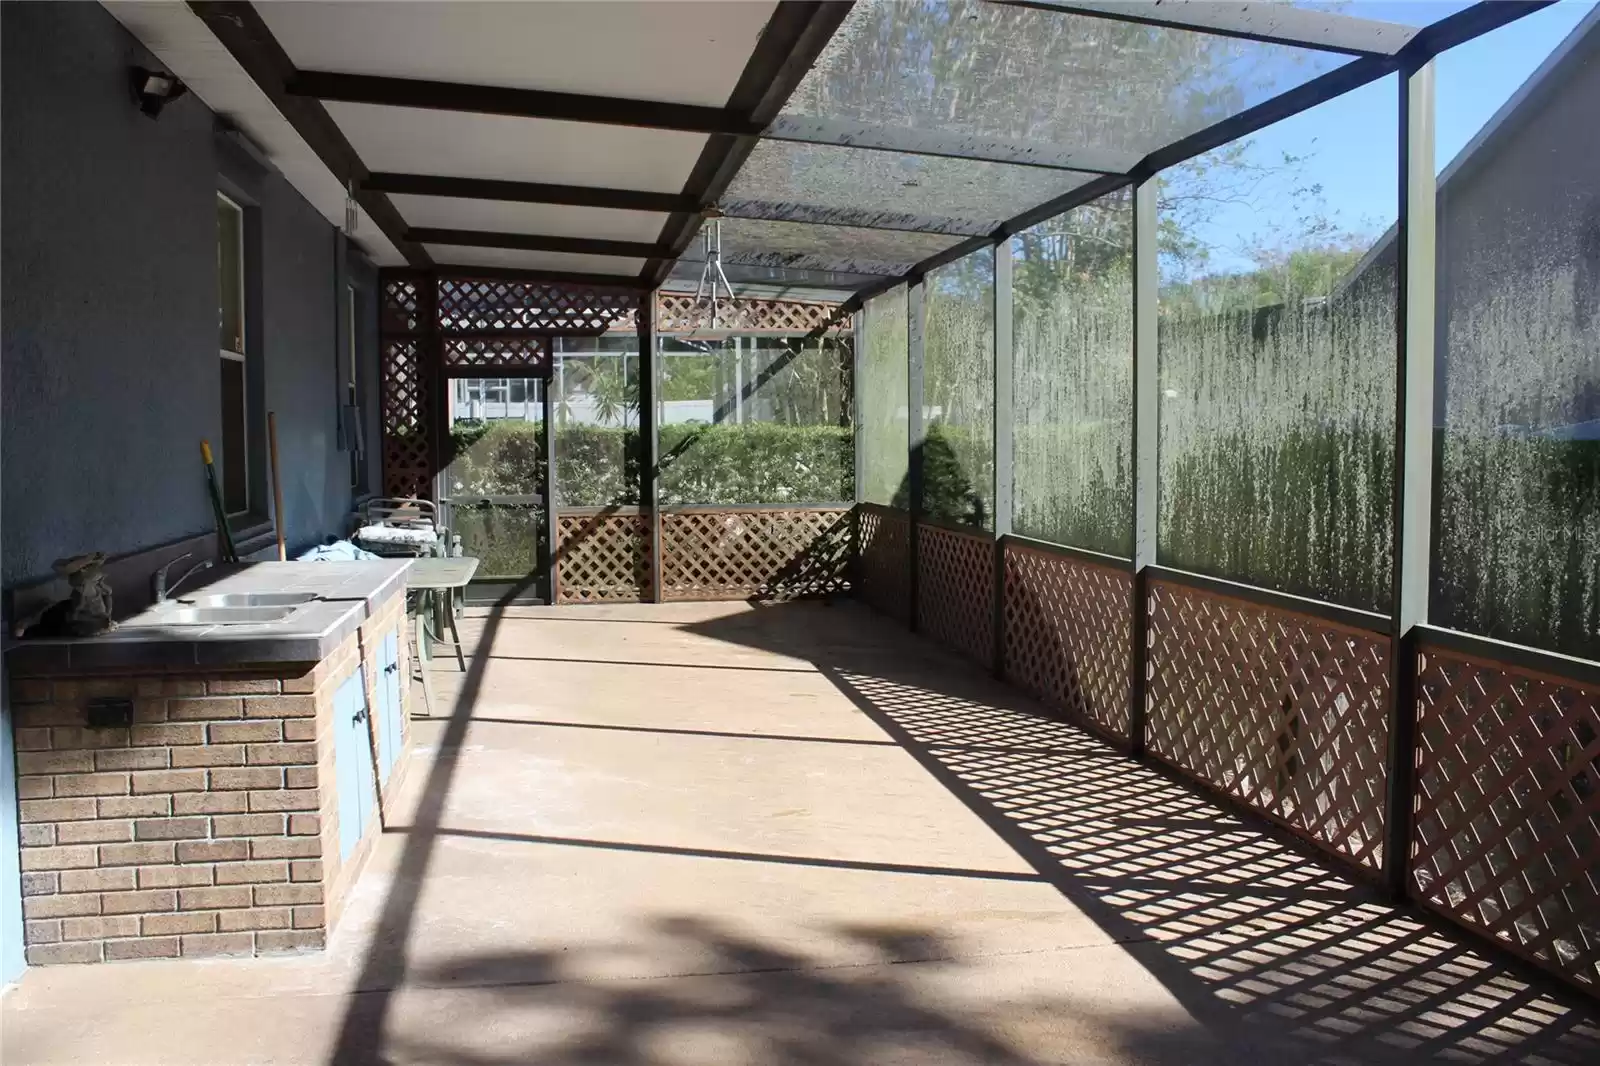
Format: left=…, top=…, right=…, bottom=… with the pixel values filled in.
left=153, top=553, right=213, bottom=603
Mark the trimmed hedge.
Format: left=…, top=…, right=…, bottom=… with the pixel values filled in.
left=448, top=420, right=853, bottom=509
left=659, top=422, right=851, bottom=505
left=552, top=423, right=640, bottom=507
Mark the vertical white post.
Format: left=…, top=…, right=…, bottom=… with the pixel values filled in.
left=1128, top=179, right=1160, bottom=754
left=1385, top=58, right=1437, bottom=900
left=1132, top=182, right=1160, bottom=574
left=992, top=240, right=1014, bottom=675
left=907, top=277, right=926, bottom=630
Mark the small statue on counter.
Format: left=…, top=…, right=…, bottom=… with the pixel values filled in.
left=16, top=552, right=117, bottom=638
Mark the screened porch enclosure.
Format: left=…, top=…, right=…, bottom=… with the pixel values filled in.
left=350, top=0, right=1600, bottom=1002
left=381, top=278, right=856, bottom=604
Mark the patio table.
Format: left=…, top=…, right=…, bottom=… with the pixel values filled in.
left=406, top=556, right=479, bottom=717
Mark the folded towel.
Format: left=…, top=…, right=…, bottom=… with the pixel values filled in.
left=297, top=539, right=381, bottom=562
left=354, top=524, right=439, bottom=547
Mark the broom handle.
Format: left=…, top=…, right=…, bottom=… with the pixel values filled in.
left=200, top=440, right=238, bottom=563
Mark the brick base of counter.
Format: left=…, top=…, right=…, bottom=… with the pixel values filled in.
left=10, top=591, right=410, bottom=965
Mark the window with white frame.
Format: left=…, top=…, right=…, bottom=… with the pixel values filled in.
left=217, top=193, right=248, bottom=515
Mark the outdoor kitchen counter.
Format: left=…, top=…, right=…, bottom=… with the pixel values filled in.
left=4, top=560, right=412, bottom=673
left=4, top=560, right=416, bottom=966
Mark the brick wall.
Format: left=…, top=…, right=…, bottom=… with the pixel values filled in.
left=10, top=590, right=410, bottom=965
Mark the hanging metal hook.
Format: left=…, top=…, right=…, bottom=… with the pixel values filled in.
left=694, top=208, right=738, bottom=330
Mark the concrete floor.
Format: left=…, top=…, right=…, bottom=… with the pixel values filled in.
left=3, top=600, right=1597, bottom=1065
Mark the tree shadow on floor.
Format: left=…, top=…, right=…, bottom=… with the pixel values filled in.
left=670, top=600, right=1600, bottom=1066
left=366, top=915, right=1317, bottom=1066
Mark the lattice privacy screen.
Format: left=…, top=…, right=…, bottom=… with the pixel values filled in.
left=653, top=293, right=850, bottom=335
left=1145, top=579, right=1391, bottom=872
left=381, top=276, right=851, bottom=500
left=381, top=276, right=423, bottom=334
left=381, top=274, right=646, bottom=498
left=1002, top=542, right=1134, bottom=740
left=660, top=508, right=851, bottom=601
left=380, top=337, right=431, bottom=500
left=380, top=273, right=434, bottom=499
left=916, top=523, right=995, bottom=668
left=1410, top=643, right=1600, bottom=991
left=554, top=510, right=652, bottom=604
left=858, top=504, right=911, bottom=623
left=439, top=277, right=639, bottom=334
left=442, top=336, right=551, bottom=373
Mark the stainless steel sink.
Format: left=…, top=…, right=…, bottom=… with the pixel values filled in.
left=177, top=593, right=318, bottom=609
left=146, top=606, right=300, bottom=626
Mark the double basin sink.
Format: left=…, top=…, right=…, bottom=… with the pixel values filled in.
left=134, top=592, right=320, bottom=628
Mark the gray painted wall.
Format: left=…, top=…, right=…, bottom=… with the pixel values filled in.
left=1, top=2, right=378, bottom=587
left=2, top=2, right=218, bottom=585
left=259, top=173, right=348, bottom=555
left=1, top=3, right=386, bottom=983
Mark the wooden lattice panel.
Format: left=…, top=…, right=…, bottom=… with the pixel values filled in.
left=443, top=336, right=551, bottom=374
left=916, top=523, right=995, bottom=668
left=653, top=293, right=849, bottom=335
left=1145, top=579, right=1391, bottom=871
left=382, top=276, right=423, bottom=335
left=857, top=504, right=911, bottom=624
left=438, top=277, right=638, bottom=334
left=1003, top=542, right=1134, bottom=740
left=660, top=508, right=850, bottom=602
left=554, top=511, right=651, bottom=603
left=381, top=338, right=432, bottom=499
left=1411, top=643, right=1600, bottom=991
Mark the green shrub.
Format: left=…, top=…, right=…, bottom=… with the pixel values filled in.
left=1160, top=425, right=1393, bottom=612
left=914, top=423, right=994, bottom=529
left=449, top=420, right=853, bottom=509
left=553, top=423, right=640, bottom=507
left=450, top=505, right=543, bottom=579
left=659, top=422, right=852, bottom=505
left=446, top=421, right=545, bottom=497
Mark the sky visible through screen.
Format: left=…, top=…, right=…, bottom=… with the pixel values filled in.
left=1185, top=0, right=1596, bottom=275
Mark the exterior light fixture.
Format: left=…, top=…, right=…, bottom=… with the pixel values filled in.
left=131, top=67, right=187, bottom=118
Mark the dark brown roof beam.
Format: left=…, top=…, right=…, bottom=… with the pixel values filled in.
left=188, top=2, right=430, bottom=268
left=427, top=265, right=651, bottom=289
left=288, top=71, right=760, bottom=135
left=365, top=173, right=695, bottom=214
left=409, top=228, right=673, bottom=259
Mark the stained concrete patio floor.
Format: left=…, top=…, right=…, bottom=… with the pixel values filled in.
left=3, top=600, right=1597, bottom=1065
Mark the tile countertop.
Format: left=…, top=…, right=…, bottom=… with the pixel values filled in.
left=5, top=560, right=413, bottom=674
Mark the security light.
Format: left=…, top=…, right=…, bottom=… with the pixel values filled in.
left=131, top=67, right=188, bottom=119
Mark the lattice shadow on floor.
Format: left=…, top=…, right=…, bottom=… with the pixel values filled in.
left=684, top=602, right=1600, bottom=1066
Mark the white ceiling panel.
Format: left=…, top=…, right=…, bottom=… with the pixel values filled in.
left=388, top=196, right=668, bottom=242
left=326, top=102, right=708, bottom=191
left=425, top=245, right=647, bottom=277
left=258, top=1, right=777, bottom=107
